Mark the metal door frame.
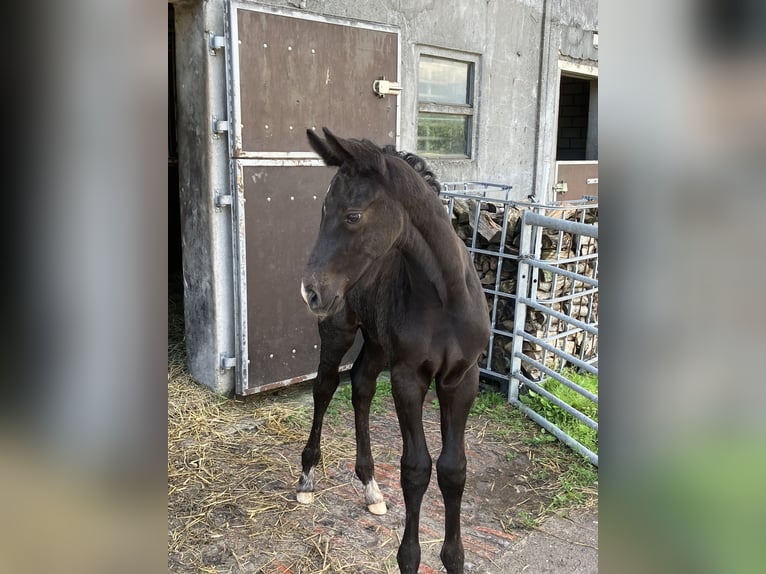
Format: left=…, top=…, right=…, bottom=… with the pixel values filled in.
left=224, top=0, right=401, bottom=393
left=540, top=58, right=598, bottom=204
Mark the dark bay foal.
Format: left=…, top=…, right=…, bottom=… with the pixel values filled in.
left=297, top=128, right=490, bottom=574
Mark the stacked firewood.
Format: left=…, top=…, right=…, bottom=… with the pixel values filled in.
left=446, top=198, right=598, bottom=380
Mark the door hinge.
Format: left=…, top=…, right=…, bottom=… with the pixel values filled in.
left=209, top=32, right=226, bottom=54
left=220, top=355, right=237, bottom=371
left=212, top=116, right=229, bottom=138
left=553, top=181, right=568, bottom=195
left=215, top=192, right=233, bottom=209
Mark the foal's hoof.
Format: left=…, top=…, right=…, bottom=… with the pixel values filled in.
left=296, top=491, right=314, bottom=505
left=367, top=501, right=387, bottom=515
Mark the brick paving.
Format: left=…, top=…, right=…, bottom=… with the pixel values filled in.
left=278, top=384, right=598, bottom=573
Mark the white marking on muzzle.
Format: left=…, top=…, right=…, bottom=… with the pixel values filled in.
left=300, top=279, right=309, bottom=306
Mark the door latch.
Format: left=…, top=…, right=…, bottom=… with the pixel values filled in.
left=372, top=77, right=402, bottom=98
left=553, top=181, right=568, bottom=195
left=209, top=32, right=226, bottom=55
left=212, top=116, right=229, bottom=138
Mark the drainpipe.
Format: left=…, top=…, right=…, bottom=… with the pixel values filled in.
left=531, top=0, right=550, bottom=203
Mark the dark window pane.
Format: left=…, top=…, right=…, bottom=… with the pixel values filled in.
left=417, top=113, right=469, bottom=156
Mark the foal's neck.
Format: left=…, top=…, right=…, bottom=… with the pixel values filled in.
left=397, top=195, right=470, bottom=307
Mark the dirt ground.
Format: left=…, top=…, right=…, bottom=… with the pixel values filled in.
left=168, top=287, right=598, bottom=573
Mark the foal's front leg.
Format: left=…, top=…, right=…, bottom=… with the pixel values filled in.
left=390, top=364, right=432, bottom=574
left=296, top=318, right=356, bottom=504
left=350, top=340, right=388, bottom=514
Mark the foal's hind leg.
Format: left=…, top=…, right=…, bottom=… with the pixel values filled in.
left=350, top=339, right=388, bottom=515
left=435, top=364, right=480, bottom=574
left=296, top=318, right=356, bottom=505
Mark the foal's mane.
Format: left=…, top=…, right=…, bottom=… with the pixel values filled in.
left=381, top=145, right=442, bottom=195
left=372, top=142, right=461, bottom=291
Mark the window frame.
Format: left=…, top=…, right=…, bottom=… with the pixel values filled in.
left=415, top=46, right=480, bottom=160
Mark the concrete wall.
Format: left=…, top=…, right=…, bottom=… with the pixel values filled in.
left=219, top=0, right=598, bottom=198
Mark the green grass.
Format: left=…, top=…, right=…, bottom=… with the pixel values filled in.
left=519, top=369, right=598, bottom=454
left=467, top=385, right=598, bottom=527
left=547, top=460, right=599, bottom=512
left=469, top=386, right=510, bottom=418
left=516, top=510, right=540, bottom=529
left=470, top=387, right=530, bottom=439
left=327, top=373, right=394, bottom=421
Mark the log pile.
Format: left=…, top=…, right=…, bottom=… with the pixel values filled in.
left=446, top=198, right=599, bottom=380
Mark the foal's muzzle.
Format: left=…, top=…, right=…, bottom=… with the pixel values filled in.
left=300, top=280, right=322, bottom=312
left=300, top=277, right=342, bottom=317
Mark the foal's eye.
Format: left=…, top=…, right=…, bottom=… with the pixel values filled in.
left=345, top=212, right=362, bottom=224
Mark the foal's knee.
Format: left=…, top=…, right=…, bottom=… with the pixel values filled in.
left=351, top=381, right=375, bottom=409
left=400, top=454, right=432, bottom=493
left=436, top=453, right=467, bottom=497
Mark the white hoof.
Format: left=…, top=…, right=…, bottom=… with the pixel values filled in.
left=367, top=501, right=388, bottom=515
left=296, top=491, right=314, bottom=505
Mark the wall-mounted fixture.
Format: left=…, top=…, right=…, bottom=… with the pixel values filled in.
left=372, top=77, right=402, bottom=98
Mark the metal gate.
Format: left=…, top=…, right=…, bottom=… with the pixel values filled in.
left=441, top=184, right=598, bottom=465
left=222, top=2, right=400, bottom=394
left=509, top=210, right=598, bottom=466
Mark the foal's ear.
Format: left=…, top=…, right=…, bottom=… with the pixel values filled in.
left=307, top=128, right=345, bottom=167
left=321, top=128, right=388, bottom=176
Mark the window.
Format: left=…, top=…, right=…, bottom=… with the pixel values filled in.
left=417, top=53, right=477, bottom=158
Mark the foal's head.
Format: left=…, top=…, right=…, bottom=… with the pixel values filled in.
left=301, top=128, right=424, bottom=317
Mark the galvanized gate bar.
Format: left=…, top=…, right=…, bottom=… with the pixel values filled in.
left=525, top=258, right=599, bottom=287
left=508, top=210, right=536, bottom=398
left=512, top=370, right=598, bottom=430
left=520, top=297, right=599, bottom=336
left=514, top=330, right=598, bottom=375
left=516, top=354, right=599, bottom=403
left=522, top=211, right=599, bottom=239
left=530, top=287, right=599, bottom=305
left=514, top=400, right=598, bottom=466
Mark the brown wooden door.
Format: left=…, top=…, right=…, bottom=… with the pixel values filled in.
left=553, top=161, right=598, bottom=202
left=225, top=3, right=399, bottom=394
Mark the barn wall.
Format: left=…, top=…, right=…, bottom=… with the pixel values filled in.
left=169, top=0, right=597, bottom=394
left=556, top=0, right=599, bottom=62
left=170, top=0, right=599, bottom=200
left=253, top=0, right=598, bottom=199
